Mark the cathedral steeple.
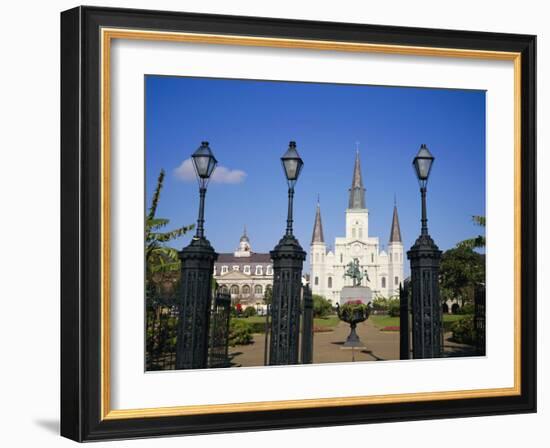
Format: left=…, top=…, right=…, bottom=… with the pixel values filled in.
left=311, top=199, right=325, bottom=244
left=348, top=149, right=366, bottom=209
left=389, top=203, right=402, bottom=243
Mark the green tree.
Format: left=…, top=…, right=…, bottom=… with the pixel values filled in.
left=263, top=286, right=273, bottom=305
left=457, top=215, right=486, bottom=250
left=439, top=246, right=485, bottom=306
left=312, top=294, right=332, bottom=318
left=146, top=169, right=194, bottom=285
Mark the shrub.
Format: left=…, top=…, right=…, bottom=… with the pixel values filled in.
left=451, top=315, right=476, bottom=345
left=228, top=319, right=253, bottom=346
left=242, top=306, right=257, bottom=318
left=388, top=302, right=401, bottom=317
left=372, top=297, right=400, bottom=314
left=457, top=303, right=475, bottom=315
left=313, top=294, right=332, bottom=318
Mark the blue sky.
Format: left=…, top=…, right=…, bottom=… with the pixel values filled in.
left=145, top=76, right=486, bottom=274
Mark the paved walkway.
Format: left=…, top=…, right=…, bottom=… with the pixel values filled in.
left=229, top=320, right=399, bottom=367
left=229, top=319, right=477, bottom=367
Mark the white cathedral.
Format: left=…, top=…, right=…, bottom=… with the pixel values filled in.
left=310, top=150, right=404, bottom=303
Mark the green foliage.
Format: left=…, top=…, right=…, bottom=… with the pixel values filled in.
left=440, top=245, right=485, bottom=306
left=372, top=297, right=400, bottom=317
left=451, top=315, right=476, bottom=345
left=263, top=287, right=273, bottom=305
left=312, top=294, right=332, bottom=318
left=457, top=303, right=475, bottom=315
left=228, top=319, right=254, bottom=346
left=146, top=169, right=194, bottom=280
left=388, top=301, right=401, bottom=317
left=242, top=306, right=257, bottom=318
left=457, top=215, right=486, bottom=250
left=338, top=300, right=370, bottom=323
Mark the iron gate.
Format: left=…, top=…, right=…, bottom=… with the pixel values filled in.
left=145, top=291, right=231, bottom=371
left=208, top=292, right=231, bottom=368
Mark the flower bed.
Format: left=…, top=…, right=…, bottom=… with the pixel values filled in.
left=381, top=325, right=400, bottom=332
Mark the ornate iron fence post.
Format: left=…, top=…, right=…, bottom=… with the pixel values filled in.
left=175, top=238, right=218, bottom=370
left=474, top=283, right=486, bottom=356
left=269, top=140, right=305, bottom=366
left=175, top=141, right=219, bottom=370
left=301, top=284, right=314, bottom=364
left=399, top=279, right=411, bottom=360
left=208, top=291, right=231, bottom=368
left=269, top=235, right=306, bottom=365
left=407, top=235, right=442, bottom=358
left=407, top=144, right=442, bottom=359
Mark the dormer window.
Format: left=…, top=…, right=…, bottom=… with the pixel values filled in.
left=221, top=266, right=228, bottom=274
left=244, top=265, right=251, bottom=274
left=266, top=265, right=273, bottom=275
left=255, top=265, right=263, bottom=275
left=232, top=265, right=239, bottom=271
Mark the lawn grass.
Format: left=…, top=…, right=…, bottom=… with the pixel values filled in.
left=233, top=314, right=341, bottom=333
left=370, top=313, right=471, bottom=331
left=313, top=315, right=340, bottom=328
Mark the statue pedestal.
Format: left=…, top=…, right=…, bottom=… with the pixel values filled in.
left=339, top=286, right=372, bottom=306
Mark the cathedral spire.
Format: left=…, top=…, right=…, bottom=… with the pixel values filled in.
left=348, top=149, right=366, bottom=209
left=311, top=199, right=325, bottom=244
left=389, top=203, right=402, bottom=243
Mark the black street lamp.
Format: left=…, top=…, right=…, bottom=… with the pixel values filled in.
left=407, top=144, right=443, bottom=359
left=191, top=141, right=218, bottom=239
left=175, top=141, right=219, bottom=370
left=269, top=141, right=307, bottom=365
left=413, top=143, right=434, bottom=236
left=281, top=141, right=304, bottom=236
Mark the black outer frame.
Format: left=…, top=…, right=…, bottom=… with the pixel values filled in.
left=60, top=6, right=537, bottom=442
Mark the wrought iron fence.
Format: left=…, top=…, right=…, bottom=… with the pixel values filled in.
left=146, top=296, right=179, bottom=371
left=301, top=284, right=314, bottom=364
left=145, top=291, right=231, bottom=371
left=208, top=292, right=231, bottom=368
left=474, top=283, right=486, bottom=356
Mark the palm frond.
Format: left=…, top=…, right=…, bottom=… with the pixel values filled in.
left=147, top=169, right=165, bottom=221
left=146, top=217, right=170, bottom=231
left=153, top=224, right=195, bottom=243
left=472, top=215, right=486, bottom=227
left=456, top=235, right=486, bottom=249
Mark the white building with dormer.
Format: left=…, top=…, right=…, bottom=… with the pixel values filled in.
left=310, top=150, right=404, bottom=303
left=213, top=228, right=273, bottom=307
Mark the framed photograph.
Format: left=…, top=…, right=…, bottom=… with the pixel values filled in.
left=61, top=6, right=536, bottom=441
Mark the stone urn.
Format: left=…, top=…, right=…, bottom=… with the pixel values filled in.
left=337, top=300, right=370, bottom=347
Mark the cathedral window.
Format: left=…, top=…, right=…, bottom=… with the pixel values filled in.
left=254, top=285, right=263, bottom=294
left=221, top=266, right=228, bottom=274
left=242, top=285, right=250, bottom=295
left=371, top=253, right=374, bottom=263
left=381, top=277, right=386, bottom=288
left=352, top=228, right=356, bottom=239
left=328, top=277, right=332, bottom=288
left=314, top=276, right=319, bottom=286
left=394, top=276, right=399, bottom=286
left=230, top=285, right=239, bottom=295
left=244, top=265, right=251, bottom=274
left=358, top=228, right=363, bottom=240
left=390, top=253, right=392, bottom=262
left=340, top=254, right=343, bottom=263
left=255, top=265, right=262, bottom=275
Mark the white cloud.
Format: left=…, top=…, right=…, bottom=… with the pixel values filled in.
left=174, top=158, right=246, bottom=184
